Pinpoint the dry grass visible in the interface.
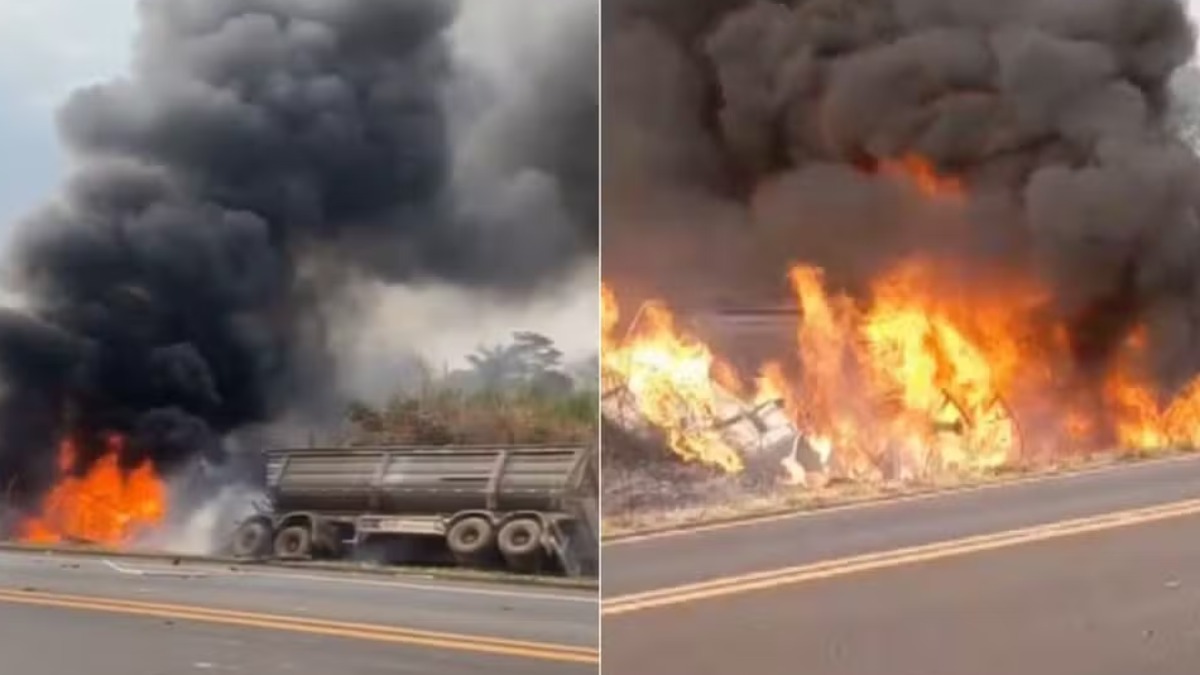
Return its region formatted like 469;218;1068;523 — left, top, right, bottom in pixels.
601;445;1198;539
342;386;597;446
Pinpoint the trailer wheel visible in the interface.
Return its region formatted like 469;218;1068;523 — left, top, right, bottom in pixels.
446;516;495;566
273;525;313;560
230;518;273;559
498;518;545;573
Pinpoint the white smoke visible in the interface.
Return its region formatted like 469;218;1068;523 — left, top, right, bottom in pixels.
140;482;264;556
328;0;599;404
329;262;599;404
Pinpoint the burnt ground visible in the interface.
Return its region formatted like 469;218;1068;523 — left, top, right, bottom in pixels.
601;421;792;530
599;419;1166;536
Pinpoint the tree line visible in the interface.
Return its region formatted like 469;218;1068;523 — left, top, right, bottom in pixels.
342;332;597;446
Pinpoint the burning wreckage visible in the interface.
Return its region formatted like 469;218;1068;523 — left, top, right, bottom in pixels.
1;440;600;578
601;0;1200;513
601;251;1200;500
601;307;827;488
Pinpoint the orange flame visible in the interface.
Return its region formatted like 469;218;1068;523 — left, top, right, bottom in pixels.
879;154;964;199
777;260;1035;477
1104;327;1200;450
603;253;1200;482
601;288;746;472
20;435;167;546
603;155;1200;483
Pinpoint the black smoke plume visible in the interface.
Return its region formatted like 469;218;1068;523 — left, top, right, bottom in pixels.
604;0;1200;391
0;0;596;506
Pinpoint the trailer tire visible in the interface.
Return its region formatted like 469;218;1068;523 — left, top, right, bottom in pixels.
230;518;272;559
273;525;313;560
498;518;544;573
446;516;495;566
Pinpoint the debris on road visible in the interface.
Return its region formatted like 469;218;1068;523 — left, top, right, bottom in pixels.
102;559;208;579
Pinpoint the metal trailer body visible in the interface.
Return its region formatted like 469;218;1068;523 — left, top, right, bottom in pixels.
229;444;598;577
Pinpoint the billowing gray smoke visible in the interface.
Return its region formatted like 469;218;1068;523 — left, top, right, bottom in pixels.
0;0;596;506
604;0;1200;390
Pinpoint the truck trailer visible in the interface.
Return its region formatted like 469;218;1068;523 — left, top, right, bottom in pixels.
227;443;598;577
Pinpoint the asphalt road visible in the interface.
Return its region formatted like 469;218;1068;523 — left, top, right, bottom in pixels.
0;550;597;674
603;454;1200;675
605;453;1200;595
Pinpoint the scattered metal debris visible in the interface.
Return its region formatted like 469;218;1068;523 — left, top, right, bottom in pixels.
103;559;208;579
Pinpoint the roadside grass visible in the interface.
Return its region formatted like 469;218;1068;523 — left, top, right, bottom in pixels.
602;445;1199;540
343;386;597;446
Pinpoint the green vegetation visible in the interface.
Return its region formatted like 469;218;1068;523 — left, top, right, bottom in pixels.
342;332;597;446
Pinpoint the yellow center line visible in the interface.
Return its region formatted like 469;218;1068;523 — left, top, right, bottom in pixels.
0;588;597;665
604;497;1200;616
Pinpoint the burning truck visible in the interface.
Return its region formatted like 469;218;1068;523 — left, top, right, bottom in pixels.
0;0;598;562
1;438;600;579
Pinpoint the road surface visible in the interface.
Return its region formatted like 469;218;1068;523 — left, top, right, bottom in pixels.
603;453;1200;675
0;550;597;674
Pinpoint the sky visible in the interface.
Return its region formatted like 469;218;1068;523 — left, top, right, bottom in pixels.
0;0;136;231
0;0;598;368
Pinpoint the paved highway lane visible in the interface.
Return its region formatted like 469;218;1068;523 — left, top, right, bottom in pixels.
0;551;597;674
603;454;1200;675
605;452;1200;596
604;511;1200;675
4;602;565;675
